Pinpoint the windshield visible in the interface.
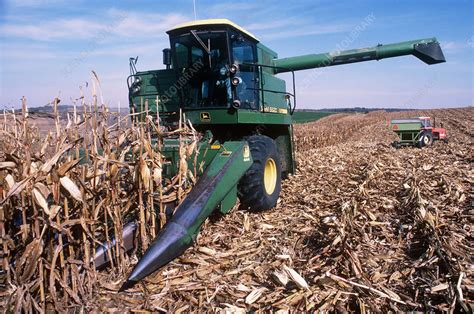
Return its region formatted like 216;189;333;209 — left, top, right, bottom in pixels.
171;31;231;108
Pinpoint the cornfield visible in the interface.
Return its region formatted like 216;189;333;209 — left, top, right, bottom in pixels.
1;79;472;313
0;75;199;312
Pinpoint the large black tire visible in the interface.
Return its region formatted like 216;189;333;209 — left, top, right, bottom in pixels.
418;132;433;148
238;135;282;212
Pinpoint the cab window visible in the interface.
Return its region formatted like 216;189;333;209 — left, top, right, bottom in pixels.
174;43;189;68
231;35;258;109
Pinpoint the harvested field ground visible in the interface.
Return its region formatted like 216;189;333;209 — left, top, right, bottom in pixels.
98;108;473;312
1;107;473;312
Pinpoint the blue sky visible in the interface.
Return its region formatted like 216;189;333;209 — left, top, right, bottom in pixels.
0;0;472;109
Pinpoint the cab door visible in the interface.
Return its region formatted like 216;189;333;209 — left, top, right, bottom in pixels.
231;35;259;110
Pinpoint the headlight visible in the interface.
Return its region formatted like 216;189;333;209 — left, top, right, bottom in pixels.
232;100;241;108
231;77;242;86
229;64;239;74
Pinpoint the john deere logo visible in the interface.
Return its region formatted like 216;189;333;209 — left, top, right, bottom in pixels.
200;112;211;122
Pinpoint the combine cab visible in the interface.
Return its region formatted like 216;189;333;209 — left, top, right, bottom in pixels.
390;117;447;148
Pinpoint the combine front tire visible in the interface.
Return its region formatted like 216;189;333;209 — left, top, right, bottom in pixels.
238;135;282;212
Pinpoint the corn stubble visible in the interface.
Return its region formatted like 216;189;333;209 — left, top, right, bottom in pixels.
1;95;473;312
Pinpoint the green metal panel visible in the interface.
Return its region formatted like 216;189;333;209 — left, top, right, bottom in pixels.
257;43;278;74
130;69;180;116
237;110;292;125
274;125;295;175
260;72;288;111
160;135;220;178
219;185;238;214
396;131;423;145
182;109;292;126
186;141;252;236
390;119;423;131
389;119;424;145
184;109;238;125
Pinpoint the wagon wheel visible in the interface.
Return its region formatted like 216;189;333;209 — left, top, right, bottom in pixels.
418;132;433;148
422;133;433;146
238;135;282;212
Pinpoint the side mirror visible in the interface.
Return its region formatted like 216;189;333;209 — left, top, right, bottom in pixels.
163;48;171;69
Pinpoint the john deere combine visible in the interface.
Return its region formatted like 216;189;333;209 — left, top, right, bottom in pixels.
116;19;445;290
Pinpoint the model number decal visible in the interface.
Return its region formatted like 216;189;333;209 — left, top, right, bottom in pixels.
263;106;288;114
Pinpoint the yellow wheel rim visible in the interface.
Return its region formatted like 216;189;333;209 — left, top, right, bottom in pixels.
264;158;277;195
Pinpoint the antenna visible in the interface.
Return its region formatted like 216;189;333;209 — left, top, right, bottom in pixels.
193;0;197;20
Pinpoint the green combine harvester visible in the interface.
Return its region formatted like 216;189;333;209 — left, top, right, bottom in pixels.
109;19;446;290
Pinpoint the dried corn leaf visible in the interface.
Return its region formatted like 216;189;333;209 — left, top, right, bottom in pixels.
283;265;309;290
245;288;266;305
0;161;16;169
59;176;83;202
32;188;50;215
4;174;15;189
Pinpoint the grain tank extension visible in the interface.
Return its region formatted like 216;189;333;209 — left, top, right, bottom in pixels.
108;19;446;290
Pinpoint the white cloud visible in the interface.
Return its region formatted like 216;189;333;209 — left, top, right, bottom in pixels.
440;41;470;54
0;10;189;41
88;42;168;58
261;23;352;41
106;9;188;38
0;43;58;59
1;18;106;41
244;18;308;32
6;0;70;8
